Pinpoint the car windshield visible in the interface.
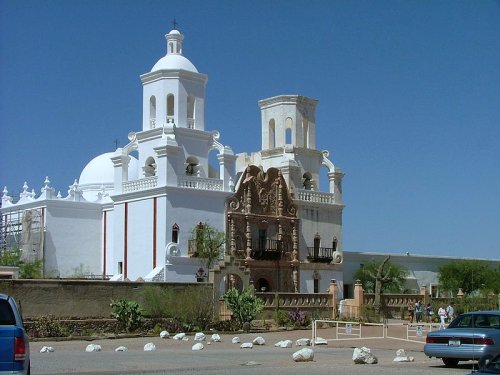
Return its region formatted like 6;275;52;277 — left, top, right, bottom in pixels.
0;300;16;325
449;313;500;329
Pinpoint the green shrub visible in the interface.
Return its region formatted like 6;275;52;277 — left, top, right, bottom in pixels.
223;287;264;329
360;304;381;323
110;299;144;332
274;310;290;326
142;285;214;331
29;315;69;338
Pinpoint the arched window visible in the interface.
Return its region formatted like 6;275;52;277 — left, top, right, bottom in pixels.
303;172;313;190
187;95;195;128
313;233;321;258
167;94;174;121
269;119;275;148
144;157;157;177
302;119;309;148
256;278;270;292
172;223;179;243
149;96;156;128
185;156;199;176
332;237;338;252
169;42;174;54
285;117;293;145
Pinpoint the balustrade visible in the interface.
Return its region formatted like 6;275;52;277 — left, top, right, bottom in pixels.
296;189;336;204
177;176;223;191
122;176;158;193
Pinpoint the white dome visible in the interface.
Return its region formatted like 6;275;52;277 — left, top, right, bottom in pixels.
151;54;198;73
79;152;139;186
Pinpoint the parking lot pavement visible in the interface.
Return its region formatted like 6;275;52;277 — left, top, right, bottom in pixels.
31;330;475;375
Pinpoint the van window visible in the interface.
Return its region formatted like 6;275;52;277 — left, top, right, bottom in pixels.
0;300;15;325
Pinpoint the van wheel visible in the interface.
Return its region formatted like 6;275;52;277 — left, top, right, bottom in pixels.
442;358;459;367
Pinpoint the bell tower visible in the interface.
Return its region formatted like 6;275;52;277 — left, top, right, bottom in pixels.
259;95;317;151
140;29;208;131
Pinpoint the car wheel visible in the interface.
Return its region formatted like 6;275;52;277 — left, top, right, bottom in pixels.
442;358;459;367
479;355;493;369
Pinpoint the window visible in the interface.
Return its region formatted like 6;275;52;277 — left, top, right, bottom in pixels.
187;95;195;128
332;237;337;251
144;157;157;177
167;94;175;118
314;279;319;293
313;234;320;258
0;300;15;325
285;117;293;144
118;262;123;275
269;119;275;148
185;156;199;176
172;223;179;243
149;96;156;128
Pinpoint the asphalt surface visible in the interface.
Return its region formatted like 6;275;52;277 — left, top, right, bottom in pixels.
31;329;480;375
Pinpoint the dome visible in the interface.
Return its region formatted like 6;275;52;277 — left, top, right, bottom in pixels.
151;54;198;73
79;152;139;186
150;29;198;73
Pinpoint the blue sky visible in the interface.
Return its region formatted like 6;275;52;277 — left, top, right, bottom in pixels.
1;0;499;260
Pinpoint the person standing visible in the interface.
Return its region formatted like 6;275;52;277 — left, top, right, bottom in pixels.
415;300;423;323
446;302;455;322
426;303;433;323
438;304;447;329
407;301;415;323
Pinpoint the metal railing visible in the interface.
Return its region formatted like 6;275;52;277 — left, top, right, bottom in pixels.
307;246;334;263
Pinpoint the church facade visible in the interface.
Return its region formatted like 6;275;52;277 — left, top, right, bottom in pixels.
1;29;344;294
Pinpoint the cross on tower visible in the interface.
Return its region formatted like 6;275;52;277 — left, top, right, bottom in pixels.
171;18;178;30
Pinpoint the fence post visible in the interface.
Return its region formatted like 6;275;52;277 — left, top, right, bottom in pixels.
328;279;338;319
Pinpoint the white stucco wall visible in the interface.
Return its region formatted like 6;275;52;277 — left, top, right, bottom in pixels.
44;202;102;277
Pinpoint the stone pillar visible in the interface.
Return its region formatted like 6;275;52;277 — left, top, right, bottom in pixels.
245;217;252;260
353;280;364;319
329;279;338;319
329;169;344;205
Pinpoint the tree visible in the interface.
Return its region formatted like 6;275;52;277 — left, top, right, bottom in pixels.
354;256;408;312
0;248;43;278
190;222;226;269
438;260;497;295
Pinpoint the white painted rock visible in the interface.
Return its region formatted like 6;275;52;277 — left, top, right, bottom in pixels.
192;343;204;351
253;336;265;345
144;343;156;351
115;346;128;352
211;333;221;342
232;337;241;344
85;344;102;352
396;349;406;357
182;337;189;341
275;340;293;348
194;332;206;341
314;337;328;345
296;338;311;346
160;330;170;339
293;348;315;362
352;347;378;364
40;346;55;353
240;342;253;349
173;332;186;340
394;356;415;362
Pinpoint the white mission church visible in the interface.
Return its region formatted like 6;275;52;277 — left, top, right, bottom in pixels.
1;28;345;294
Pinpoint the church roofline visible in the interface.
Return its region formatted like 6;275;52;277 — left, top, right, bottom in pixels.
140;69;208;85
258;95;318;109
